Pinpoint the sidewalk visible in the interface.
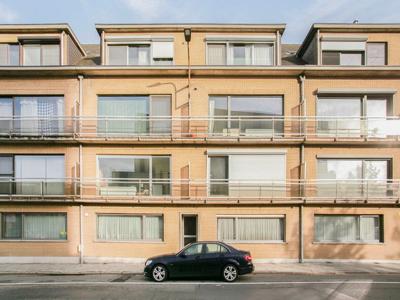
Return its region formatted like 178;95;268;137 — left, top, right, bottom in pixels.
1;262;400;275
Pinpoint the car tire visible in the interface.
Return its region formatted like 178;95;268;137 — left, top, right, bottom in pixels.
222;264;238;282
151;264;168;282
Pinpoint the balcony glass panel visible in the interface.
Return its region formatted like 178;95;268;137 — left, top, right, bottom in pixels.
366;98;387;137
97;156;170;196
14;155;64;195
317;97;361;137
0;98;12;135
150;96;171;135
98;96;149;136
209;156;229;196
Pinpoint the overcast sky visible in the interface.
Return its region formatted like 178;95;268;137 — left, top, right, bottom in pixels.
0;0;398;44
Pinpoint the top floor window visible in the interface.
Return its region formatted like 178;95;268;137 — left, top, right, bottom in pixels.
321;40;386;66
0;41;60;66
107;41;173;66
207;42;274;66
0;44;19;66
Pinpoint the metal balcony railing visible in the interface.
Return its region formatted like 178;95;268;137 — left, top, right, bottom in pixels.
0;178;399;202
1;116;400;140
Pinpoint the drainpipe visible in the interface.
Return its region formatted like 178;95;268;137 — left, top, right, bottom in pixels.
299;74;306;263
79;204;84;264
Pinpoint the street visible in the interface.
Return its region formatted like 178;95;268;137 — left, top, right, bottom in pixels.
0;274;400;299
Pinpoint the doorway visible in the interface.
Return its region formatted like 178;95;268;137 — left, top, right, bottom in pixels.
182;215;198;246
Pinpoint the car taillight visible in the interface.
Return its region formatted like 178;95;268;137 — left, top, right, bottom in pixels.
244;255;252;262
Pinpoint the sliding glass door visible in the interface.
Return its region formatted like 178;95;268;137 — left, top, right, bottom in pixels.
209;154;286;197
209;96;283;136
317;158;389;198
14;155;64;195
97;155;170;196
98;95;171;136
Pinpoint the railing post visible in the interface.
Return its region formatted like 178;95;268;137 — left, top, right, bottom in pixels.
105;119;108;139
41;181;44;196
335;181;338;199
335;119;338;138
272;118;275;139
238;117;241;136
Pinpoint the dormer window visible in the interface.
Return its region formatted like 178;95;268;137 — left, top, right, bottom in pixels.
321;38;386;66
0;44;19;66
23;43;60;66
106;39;174;66
207;40;274;66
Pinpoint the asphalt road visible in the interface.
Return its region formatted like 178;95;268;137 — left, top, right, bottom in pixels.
0;274;400;300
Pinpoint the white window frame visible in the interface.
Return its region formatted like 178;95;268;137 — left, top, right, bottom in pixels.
206;41;275;66
207;151;287;197
95;213;164;242
106;40;174;66
217;215;286;243
96;155;171;196
314;214;383;244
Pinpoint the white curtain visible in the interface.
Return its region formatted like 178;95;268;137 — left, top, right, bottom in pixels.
108;45;127;65
42;44;60;65
23;214;66;240
315;216;358;242
97;215;142;241
237;218;283;241
208;44;226;65
218;218;235;240
144;216;163;240
360;216;379;241
0;44;8;65
254;44;273;65
23;45;41;66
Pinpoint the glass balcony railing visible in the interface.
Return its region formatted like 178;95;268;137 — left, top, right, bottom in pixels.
0;178;398;202
1;116;400;140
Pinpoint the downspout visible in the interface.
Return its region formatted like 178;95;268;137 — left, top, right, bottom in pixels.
77;75;84;264
187;38;191;120
299;74;306;263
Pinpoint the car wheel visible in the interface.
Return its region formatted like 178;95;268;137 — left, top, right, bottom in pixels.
222;264;238;282
152;264;168;282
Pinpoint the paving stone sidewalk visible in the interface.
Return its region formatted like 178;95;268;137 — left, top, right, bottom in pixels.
1;262;400;275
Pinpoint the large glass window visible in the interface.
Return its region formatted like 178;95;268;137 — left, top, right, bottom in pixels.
0;213;67;240
107;42;173;65
209;96;283;136
317;158;389;197
23;43;60;66
0;96;64;136
317;95;391;137
97;95;171;136
218;216;285;242
96;214;163;241
14;155;65;195
315;215;382;243
209;154;286;197
0;44;20;66
97;155;170;196
0;156;13;194
207;42;274;66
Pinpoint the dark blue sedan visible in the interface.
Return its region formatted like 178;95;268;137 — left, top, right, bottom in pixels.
144;241;254;282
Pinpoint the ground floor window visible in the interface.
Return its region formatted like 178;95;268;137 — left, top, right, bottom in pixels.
314;215;383;243
217;216;285;242
96;214;163;241
0;212;67;240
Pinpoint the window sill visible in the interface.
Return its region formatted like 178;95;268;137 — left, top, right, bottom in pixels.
313;241;383;245
94;240;165;244
0;240;67;243
223;241;286;244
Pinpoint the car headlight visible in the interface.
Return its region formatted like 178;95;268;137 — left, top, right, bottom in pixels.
145;260;152;266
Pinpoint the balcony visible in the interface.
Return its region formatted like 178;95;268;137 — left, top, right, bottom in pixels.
0;178;398;204
1;116;400;143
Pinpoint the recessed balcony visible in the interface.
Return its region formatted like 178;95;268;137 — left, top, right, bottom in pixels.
0;178;398;204
1;116;400;143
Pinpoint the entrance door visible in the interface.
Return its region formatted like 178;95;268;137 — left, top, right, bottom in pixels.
182;215;197;246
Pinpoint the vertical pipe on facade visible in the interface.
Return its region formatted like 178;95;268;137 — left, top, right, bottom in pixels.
79;204;84;264
299;74;306;263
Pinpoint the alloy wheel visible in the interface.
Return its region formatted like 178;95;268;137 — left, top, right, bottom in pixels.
223;265;238;282
152;265;167;282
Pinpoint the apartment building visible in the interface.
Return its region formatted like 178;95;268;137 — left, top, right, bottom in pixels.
0;22;400;263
